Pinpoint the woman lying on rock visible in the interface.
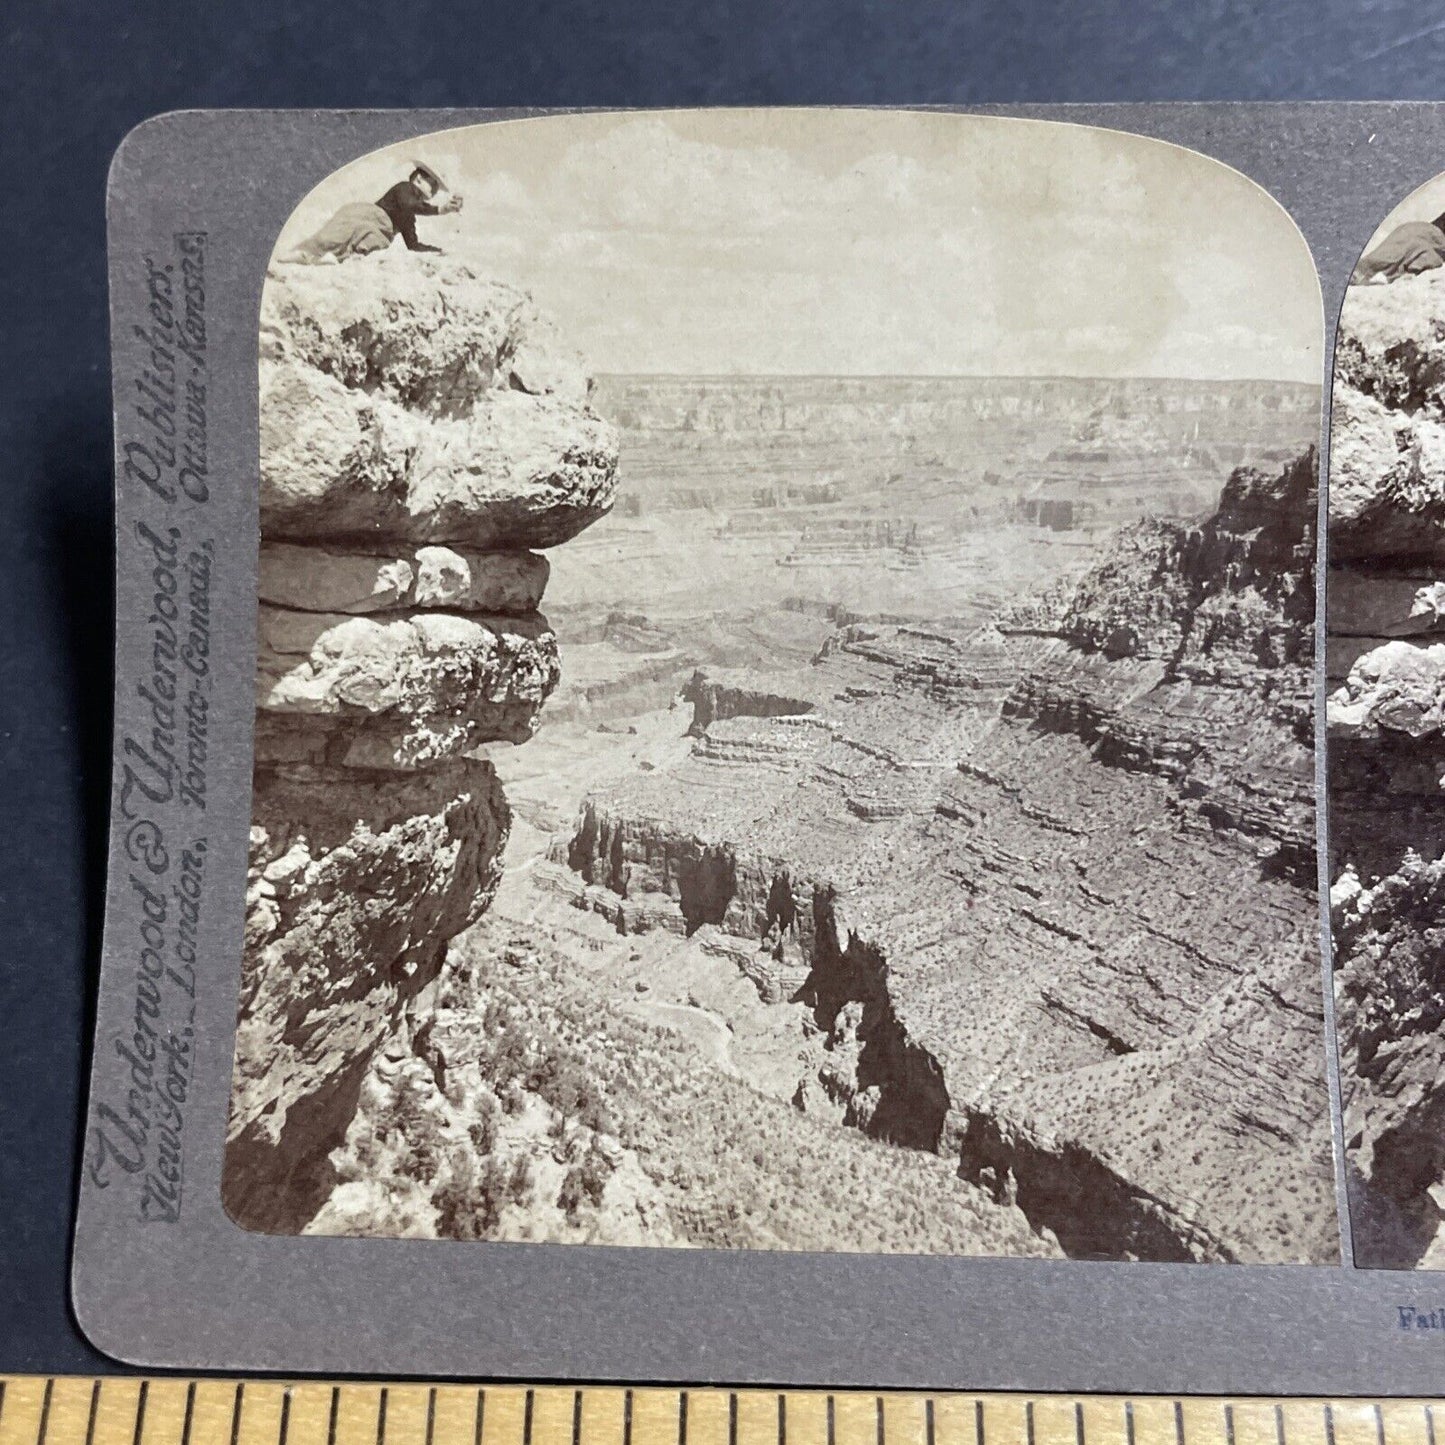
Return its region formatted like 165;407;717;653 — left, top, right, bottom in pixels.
283;161;463;264
1353;210;1445;283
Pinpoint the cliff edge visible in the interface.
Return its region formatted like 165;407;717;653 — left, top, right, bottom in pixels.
224;256;618;1232
1330;269;1445;1266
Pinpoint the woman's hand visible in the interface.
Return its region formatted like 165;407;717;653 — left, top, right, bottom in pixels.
441;193;464;215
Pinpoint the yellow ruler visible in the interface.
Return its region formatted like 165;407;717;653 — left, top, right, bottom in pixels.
0;1382;1439;1445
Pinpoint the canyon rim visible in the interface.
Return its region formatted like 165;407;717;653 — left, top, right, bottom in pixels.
227;109;1341;1264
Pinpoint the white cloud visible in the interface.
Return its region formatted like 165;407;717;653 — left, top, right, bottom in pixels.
278;109;1321;382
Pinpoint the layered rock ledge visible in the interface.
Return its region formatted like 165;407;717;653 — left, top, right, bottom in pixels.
259;543;550;616
224;256;617;1232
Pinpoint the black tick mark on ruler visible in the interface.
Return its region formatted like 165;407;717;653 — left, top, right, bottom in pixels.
37;1380;54;1445
85;1382;101;1445
131;1381;149;1445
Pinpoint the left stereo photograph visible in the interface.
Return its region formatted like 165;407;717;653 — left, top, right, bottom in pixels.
226;109;1334;1265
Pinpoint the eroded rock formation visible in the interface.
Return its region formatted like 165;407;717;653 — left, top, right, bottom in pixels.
680;668;824;736
564;450;1336;1263
224;256;617;1232
1330;270;1445;1266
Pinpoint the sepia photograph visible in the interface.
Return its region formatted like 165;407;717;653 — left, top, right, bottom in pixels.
224;108;1337;1264
1329;173;1445;1269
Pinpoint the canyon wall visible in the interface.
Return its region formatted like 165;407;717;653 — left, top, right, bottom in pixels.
1329;270;1445;1266
593;375;1320;437
566;450;1336;1263
582;376;1319;563
225;256;617;1232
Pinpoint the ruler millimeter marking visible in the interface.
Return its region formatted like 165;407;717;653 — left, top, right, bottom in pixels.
2;1383;1445;1445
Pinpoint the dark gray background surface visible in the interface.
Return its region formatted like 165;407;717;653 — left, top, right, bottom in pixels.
4;0;1445;1382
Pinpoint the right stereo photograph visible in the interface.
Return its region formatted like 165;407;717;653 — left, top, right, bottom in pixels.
1331;172;1445;1269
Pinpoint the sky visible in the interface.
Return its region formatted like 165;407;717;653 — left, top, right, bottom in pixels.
1358;171;1445;255
276;109;1323;383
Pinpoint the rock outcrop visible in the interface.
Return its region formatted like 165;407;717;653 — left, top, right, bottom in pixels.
564;450;1336;1263
1329;269;1445;1266
224;255;617;1232
680;667;824;736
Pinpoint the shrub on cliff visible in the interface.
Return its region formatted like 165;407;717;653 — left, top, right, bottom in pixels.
432;1154;508;1239
558;1146;614;1222
374;1070;444;1184
467;1093;500;1155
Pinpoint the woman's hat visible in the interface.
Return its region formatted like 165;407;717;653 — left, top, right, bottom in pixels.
411;160;446;191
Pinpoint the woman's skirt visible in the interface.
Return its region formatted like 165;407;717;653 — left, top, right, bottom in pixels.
290;202;396;263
